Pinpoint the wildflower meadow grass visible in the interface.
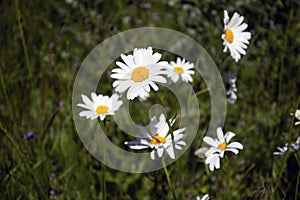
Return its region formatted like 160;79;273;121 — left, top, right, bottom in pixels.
1;0;300;199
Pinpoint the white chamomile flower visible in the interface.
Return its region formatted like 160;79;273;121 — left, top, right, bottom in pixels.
222;10;251;62
273;136;300;155
165;57;195;83
204;127;243;157
224;72;237;104
77;92;123;120
273;145;288;155
125;114;186;160
203;127;243;171
291;109;300;126
196;194;210;200
111;47;168;100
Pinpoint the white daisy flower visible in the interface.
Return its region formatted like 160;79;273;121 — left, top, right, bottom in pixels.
273;136;300;155
111;47;168;100
273;145;288;155
196;194;210;200
291;109;300;126
124;114;186;160
224;72;237;104
203;127;243;158
203;127;243;171
77;92;123;120
165;57;194;83
222;10;251;62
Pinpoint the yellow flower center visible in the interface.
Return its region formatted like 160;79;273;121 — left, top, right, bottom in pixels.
95;105;109;114
218;142;227;150
131;66;149;82
225;29;234;43
173;66;184;74
150;134;166;144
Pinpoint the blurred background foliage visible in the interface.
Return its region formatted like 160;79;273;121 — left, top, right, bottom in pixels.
0;0;300;199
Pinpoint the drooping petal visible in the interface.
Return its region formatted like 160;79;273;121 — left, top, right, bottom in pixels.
165;146;175;159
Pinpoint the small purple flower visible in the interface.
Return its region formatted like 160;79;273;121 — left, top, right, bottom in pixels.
210;175;217;182
190;11;197;18
76;35;83;44
124;15;132;22
240;159;246;165
58;101;65;109
186;193;193;199
175;181;180;186
268;20;274;26
239;120;246;127
194;174;201;180
152;12;160;21
49;42;55;49
211;9;217;16
49;189;55;196
140;2;151;9
136;19;143;25
50;172;56;178
24;131;37;140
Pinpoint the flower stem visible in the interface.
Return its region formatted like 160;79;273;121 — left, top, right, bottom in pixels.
278;8;293;104
224;156;232;200
162;158;177;200
294;153;300;200
14;0;33;86
195;88;209;97
273;100;299;197
99;119;107;200
174;160;186;200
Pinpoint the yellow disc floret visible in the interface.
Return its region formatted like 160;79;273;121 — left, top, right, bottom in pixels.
218;142;227;150
131;66;149;82
173;66;184;74
96;105;109;114
225;29;234;43
150;134;166;144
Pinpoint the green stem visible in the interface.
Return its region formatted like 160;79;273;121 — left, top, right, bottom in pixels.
162;158;177;200
224;156;232;200
0;122;47;199
273;100;299;197
167;122;185;200
294;154;300;200
0;65;14;122
14;0;32;85
174;160;186;200
278;8;293;103
195;88;209;97
99;119;107;200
